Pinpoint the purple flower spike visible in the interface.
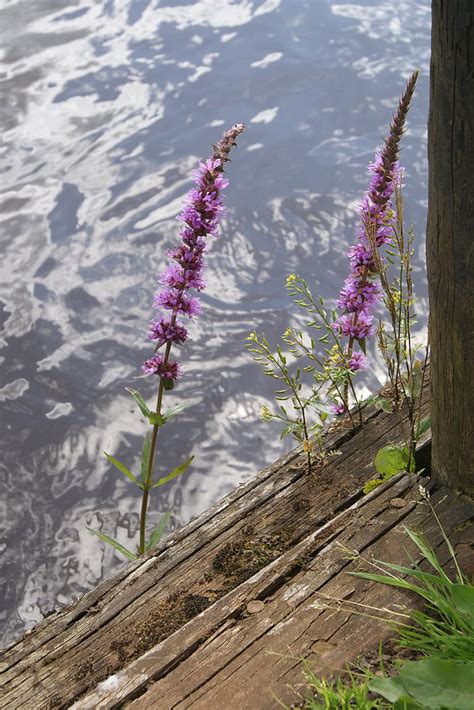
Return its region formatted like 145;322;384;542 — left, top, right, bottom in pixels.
348;351;368;372
142;354;182;381
143;123;245;383
330;72;418;407
148;319;188;347
333;313;375;340
337;277;380;313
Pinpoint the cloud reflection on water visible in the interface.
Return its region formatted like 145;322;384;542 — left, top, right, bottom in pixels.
0;0;430;645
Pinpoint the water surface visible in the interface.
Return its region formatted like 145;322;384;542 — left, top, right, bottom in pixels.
0;0;431;646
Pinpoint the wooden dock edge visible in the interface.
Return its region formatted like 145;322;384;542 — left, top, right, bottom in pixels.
1;381;472;708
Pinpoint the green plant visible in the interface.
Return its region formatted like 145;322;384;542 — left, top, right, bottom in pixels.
371;185;430;477
351;501;474;708
88;124;244;559
289;498;473;709
291;666;391;709
248;73;424;476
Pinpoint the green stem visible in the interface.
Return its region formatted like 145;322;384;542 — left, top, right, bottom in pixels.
138;338;172;555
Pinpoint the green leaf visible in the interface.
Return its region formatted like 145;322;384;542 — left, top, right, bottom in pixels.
363;478;384;494
378;397;393;413
140;434;151;482
280;422;300;439
374;445;410;478
350;571;426;598
87;528;136;560
126;387;152;419
104;453;140;487
416;416;431;439
451;584;474;629
162;397;201;423
126;388;169;426
369;675;411;704
152;455;194;488
358;338;367;355
399;658;474;709
145;510;172;551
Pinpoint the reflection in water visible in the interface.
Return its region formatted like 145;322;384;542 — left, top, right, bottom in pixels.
0;0;431;646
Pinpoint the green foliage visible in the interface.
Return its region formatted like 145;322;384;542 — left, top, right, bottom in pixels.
145;510;173;552
297;668;390;709
353;522;474;706
104;452;142;488
246;330;326;472
247;275;365;471
292;511;473;710
86;528;136;560
375;445;412;477
162;398;201;423
416;416;431;440
126;387;165;426
374;190;430;471
370;658;474;709
364;478;384;494
364;444;413;493
151;455;194;488
91;387;197;557
126;389;199;427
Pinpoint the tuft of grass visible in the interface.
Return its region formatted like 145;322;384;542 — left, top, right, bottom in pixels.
289;499;474;709
351;515;473;664
294;666;390;709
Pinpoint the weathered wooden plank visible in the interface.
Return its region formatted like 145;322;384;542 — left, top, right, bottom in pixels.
124;485;472;710
0;408;355;669
0;386;432;708
71;472;417;708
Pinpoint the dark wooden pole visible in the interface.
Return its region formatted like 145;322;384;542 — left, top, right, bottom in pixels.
426;0;474;496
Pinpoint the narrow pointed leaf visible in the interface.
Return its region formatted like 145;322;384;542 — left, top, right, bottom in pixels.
378;397;393;413
416;416;431;439
163;397;201;423
152;455;194;488
145;510;173;551
87;528;136;560
105;452;140;487
350;571;425;597
126;388;152;419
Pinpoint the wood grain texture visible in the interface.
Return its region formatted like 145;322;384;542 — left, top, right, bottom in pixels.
427;0;474;494
2;382;469;710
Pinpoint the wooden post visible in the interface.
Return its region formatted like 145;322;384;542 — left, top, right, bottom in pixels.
426;1;474;496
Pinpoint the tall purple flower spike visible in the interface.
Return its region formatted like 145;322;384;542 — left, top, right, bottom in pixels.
331;71;419;413
144;124;245;384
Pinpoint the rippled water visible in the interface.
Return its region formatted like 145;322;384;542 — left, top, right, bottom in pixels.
0;0;431;646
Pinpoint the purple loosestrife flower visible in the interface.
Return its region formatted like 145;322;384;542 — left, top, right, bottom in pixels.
143;123;245;385
143;354;182;381
148;319;188;348
337;277;381;313
330;71;418;411
348;351;368;372
333;312;375;340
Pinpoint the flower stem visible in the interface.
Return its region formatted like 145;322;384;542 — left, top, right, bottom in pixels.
138;339;171;555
